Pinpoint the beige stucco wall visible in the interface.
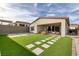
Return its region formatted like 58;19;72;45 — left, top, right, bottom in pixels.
30;19;68;37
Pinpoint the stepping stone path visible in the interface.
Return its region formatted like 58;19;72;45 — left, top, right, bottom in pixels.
56;39;58;40
35;41;41;45
32;48;44;55
26;44;35;49
25;36;60;55
41;40;46;42
51;40;55;41
41;44;50;48
45;37;53;40
47;41;54;45
51;40;56;42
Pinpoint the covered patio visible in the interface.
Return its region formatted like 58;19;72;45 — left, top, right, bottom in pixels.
30;17;69;37
37;23;61;35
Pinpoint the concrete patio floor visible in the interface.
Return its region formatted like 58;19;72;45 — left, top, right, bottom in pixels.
71;36;79;56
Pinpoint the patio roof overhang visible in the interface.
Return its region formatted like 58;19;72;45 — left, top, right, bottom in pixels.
37;22;61;26
31;16;70;26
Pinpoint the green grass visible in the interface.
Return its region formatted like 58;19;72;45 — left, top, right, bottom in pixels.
11;34;72;56
40;37;72;56
0;35;36;56
11;34;51;46
10;34;55;54
0;34;72;56
0;51;1;56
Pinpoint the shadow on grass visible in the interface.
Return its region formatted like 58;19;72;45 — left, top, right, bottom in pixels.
0;34;36;56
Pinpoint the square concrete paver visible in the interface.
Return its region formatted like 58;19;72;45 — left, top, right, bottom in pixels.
57;37;60;39
32;48;44;55
41;44;50;48
45;38;49;40
45;37;53;40
51;39;56;42
35;41;41;45
47;41;54;45
26;44;35;49
51;40;55;41
56;38;59;40
53;40;57;42
41;40;46;42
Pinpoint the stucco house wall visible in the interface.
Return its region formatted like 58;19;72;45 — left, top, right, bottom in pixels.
30;17;69;37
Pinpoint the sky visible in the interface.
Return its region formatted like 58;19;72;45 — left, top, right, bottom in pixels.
0;3;79;24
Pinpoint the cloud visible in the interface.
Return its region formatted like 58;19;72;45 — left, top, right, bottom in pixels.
68;15;78;21
46;14;56;16
0;3;79;24
0;3;38;22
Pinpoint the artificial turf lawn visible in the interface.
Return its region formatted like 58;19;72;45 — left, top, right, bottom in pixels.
40;37;72;56
11;34;72;56
0;35;36;56
0;34;51;56
11;34;54;54
0;34;72;56
11;34;51;46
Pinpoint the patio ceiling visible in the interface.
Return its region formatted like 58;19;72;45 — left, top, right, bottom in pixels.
37;22;61;26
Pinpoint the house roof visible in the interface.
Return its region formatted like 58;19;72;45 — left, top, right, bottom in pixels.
70;24;79;28
15;21;30;24
0;19;12;23
31;16;70;25
70;24;79;26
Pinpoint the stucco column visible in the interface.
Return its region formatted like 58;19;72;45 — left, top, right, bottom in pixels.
17;23;20;26
34;25;38;33
1;21;2;25
61;22;66;37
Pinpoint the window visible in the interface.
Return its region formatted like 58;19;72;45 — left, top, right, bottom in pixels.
19;24;25;26
31;26;34;31
52;26;54;31
55;26;60;32
47;26;51;31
